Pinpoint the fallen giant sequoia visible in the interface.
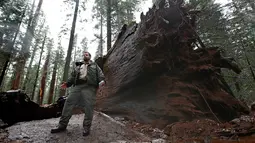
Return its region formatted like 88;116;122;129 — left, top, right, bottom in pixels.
96;1;249;127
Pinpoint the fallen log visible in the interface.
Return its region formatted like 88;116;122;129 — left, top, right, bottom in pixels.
95;1;249;128
0;90;64;127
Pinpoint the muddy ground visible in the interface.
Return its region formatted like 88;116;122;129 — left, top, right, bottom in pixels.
1;112;255;143
1;112;158;143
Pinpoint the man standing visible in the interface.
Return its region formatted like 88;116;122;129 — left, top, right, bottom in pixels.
51;51;105;136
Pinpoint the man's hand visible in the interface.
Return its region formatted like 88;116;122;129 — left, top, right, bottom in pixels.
99;80;105;87
61;82;67;89
97;81;105;93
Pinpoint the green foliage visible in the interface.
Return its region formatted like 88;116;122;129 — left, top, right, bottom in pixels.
189;0;255;103
188;0;231;48
0;0;28;53
92;0;143;58
224;0;255;103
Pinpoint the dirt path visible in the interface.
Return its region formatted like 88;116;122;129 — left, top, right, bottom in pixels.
5;112;155;143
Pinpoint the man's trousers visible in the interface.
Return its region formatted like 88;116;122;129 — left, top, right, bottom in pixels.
58;84;97;130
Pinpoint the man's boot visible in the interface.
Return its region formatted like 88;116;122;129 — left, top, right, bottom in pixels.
83;128;90;136
51;126;66;133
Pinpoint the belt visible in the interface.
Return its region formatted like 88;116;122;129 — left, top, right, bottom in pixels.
74;79;87;86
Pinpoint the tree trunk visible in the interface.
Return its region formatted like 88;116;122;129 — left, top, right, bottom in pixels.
0;32;3;48
48;52;58;104
59;0;79;97
96;3;249;128
0;58;11;91
38;49;50;105
106;0;111;51
100;4;103;57
73;34;78;62
0;4;27;87
31;33;46;101
126;3;132;24
115;1;121;32
53;71;59;103
22;39;40;91
22;20;45;91
11;0;42;89
0;53;9;88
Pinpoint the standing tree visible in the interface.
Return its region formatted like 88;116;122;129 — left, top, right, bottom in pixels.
92;0;104;59
38;38;53;105
188;0;231;48
222;0;255;102
60;0;80;97
22;19;45;91
31;30;47;101
0;1;28;87
11;0;44;89
80;37;88;52
48;50;60;104
93;0;143;53
52;42;65;102
106;0;111;51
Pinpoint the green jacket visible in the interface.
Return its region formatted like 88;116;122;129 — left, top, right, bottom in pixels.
66;61;105;88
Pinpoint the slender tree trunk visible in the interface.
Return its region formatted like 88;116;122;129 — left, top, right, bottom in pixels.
48;52;58;104
0;55;9;88
73;34;78;62
100;2;103;57
115;1;121;32
0;60;11;91
31;0;43;34
0;32;3;48
22;39;40;90
31;33;46;101
12;0;42;89
107;0;111;51
60;0;80;97
53;71;59;103
1;4;28;88
38;49;50;105
127;8;132;23
22;20;45;90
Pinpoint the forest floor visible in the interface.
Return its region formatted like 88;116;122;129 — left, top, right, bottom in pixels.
122;115;255;143
0;112;152;143
1;112;255;143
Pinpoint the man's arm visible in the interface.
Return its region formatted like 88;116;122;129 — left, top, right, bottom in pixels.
96;64;105;85
66;68;76;87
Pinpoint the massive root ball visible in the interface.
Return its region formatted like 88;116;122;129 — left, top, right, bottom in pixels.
95;1;249;128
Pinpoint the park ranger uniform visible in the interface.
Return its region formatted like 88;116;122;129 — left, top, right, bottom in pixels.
53;60;105;135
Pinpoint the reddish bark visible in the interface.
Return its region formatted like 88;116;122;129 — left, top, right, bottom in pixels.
11;60;25;89
31;33;46;101
39;52;50;105
48;53;58;104
11;0;43;89
95;1;249;128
